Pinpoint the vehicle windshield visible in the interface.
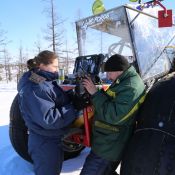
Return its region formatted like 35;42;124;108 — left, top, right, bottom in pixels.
126;5;175;81
76;6;133;58
76;5;175;81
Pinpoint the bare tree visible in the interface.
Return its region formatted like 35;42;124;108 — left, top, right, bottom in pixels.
3;49;12;82
60;9;83;73
0;27;7;51
16;44;28;81
34;35;42;53
0;24;9;66
0;63;3;81
43;0;65;55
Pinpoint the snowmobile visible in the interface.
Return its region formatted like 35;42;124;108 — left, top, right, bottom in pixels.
9;2;175;166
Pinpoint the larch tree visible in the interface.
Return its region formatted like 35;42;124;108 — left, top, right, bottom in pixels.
43;0;65;58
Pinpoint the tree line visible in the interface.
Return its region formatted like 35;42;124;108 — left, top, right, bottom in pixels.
0;0;81;82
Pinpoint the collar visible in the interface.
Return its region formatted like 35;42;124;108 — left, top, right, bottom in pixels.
33;68;59;81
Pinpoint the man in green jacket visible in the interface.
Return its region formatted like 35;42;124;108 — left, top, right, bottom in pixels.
80;54;146;175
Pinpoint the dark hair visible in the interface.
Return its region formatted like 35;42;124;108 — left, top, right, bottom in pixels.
27;59;37;70
27;50;58;70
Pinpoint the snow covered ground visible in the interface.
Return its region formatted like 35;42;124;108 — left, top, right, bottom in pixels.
0;81;120;175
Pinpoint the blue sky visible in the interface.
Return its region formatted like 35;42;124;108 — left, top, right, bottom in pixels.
0;0;174;59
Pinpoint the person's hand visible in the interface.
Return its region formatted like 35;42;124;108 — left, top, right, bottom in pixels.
82;76;97;95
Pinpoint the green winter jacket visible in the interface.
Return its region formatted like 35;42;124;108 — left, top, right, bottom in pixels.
91;66;146;161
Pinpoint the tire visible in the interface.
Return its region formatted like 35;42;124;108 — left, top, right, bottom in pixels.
9;94;85;163
120;78;175;175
